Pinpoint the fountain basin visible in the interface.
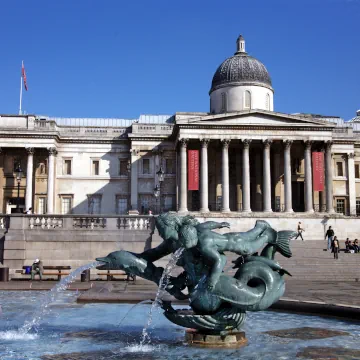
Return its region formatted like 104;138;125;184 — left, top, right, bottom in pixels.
0;290;360;360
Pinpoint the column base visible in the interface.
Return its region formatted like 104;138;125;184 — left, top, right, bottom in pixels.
263;209;273;213
200;208;210;213
221;208;231;213
305;209;314;213
178;208;188;214
242;209;252;213
128;209;139;216
284;209;294;213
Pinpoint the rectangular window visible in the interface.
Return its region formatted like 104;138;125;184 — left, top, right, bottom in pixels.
88;196;101;214
61;197;72;214
355;164;360;179
92;160;100;175
116;196;128;214
142;159;150;174
356;200;360;216
13;159;21;172
63;159;72;175
165;158;175;174
336;198;345;215
119;159;128;176
38;197;47;214
139;194;152;214
336;162;344;177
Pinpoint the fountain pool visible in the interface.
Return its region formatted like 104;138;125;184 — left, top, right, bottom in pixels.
0;291;360;360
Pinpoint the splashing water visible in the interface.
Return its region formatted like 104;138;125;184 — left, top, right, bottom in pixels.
0;261;102;339
117;299;152;328
139;247;184;347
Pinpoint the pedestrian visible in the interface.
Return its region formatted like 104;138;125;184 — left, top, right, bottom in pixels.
295;221;305;241
31;258;43;281
353;239;359;253
325;226;334;250
24;207;32;214
332;236;339;259
345;238;351;253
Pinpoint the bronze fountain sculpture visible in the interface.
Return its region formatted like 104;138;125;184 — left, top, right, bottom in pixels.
96;213;296;347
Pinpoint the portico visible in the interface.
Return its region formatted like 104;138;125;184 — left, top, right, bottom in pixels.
175;110;341;214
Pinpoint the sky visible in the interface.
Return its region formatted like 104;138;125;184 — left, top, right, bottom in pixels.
0;0;359;120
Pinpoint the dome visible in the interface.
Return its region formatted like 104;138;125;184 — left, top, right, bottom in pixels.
210;36;272;94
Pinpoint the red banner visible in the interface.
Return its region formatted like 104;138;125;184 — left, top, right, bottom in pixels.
188;150;199;190
312;152;324;191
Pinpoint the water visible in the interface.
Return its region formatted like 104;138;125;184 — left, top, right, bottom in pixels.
0;291;360;360
0;261;101;338
140;247;184;346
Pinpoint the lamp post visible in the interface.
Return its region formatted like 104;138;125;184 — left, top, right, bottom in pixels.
15;165;23;213
153;166;165;213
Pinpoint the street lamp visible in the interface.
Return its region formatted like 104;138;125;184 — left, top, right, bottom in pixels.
156;166;165;183
15;165;23;213
153;184;160;214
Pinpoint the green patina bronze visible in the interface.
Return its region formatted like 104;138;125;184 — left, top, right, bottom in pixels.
96;213;296;334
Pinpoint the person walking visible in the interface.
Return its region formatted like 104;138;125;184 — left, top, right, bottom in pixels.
353;239;359;253
332;236;339;259
31;259;43;281
325;226;334;251
295;221;305;241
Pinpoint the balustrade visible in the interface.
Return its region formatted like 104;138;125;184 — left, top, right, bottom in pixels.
117;216;151;230
29;216;63;229
72;217;107;229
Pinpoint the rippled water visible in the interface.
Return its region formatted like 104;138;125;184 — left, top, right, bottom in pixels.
0;291;359;360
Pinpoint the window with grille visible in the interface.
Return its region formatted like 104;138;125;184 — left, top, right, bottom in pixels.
63;159;72;175
13;159;21;172
38;197;47;214
165;159;175;174
244;91;251;109
336;162;344;177
356;200;360;216
88;195;101;214
92;160;99;175
119;159;128;176
116;197;128;214
355;164;360;179
61;197;72;214
142;159;150;174
336;199;345;214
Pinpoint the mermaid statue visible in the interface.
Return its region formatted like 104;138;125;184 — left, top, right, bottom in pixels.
96;213;296;334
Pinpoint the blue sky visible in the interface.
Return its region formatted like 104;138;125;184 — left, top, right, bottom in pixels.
0;0;359;120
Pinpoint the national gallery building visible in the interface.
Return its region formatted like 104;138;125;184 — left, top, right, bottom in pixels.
1;36;360;218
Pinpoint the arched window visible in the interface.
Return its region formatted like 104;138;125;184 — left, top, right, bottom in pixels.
266;93;270;110
221;92;227;112
244;90;251;109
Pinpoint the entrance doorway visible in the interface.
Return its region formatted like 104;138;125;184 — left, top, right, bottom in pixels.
190;191;200;211
6;198;25;214
292;182;304;212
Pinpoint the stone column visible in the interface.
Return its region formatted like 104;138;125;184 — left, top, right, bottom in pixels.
25;147;35;212
325;141;335;213
242;139;251;212
262;139;272;212
179;138;188;212
255;151;262;211
221;139;231;212
347;153;356;215
47;147;57;214
236;150;242;211
304;140;314;212
200;139;210;213
283;140;293;213
129;148;139;214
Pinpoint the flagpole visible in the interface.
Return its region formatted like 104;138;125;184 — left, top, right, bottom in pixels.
19;61;23;115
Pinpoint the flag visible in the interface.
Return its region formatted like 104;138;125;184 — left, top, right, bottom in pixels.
22;61;28;91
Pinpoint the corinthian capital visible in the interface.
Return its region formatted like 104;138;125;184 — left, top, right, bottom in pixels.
200;138;210;148
221;139;231;149
347;152;355;159
242;139;252;149
179;138;189;148
26;147;35;155
325;141;333;151
263;139;272;149
304;140;313;150
47;147;57;156
283;140;293;150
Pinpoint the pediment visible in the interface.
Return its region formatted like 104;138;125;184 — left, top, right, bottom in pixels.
175;110;335;128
